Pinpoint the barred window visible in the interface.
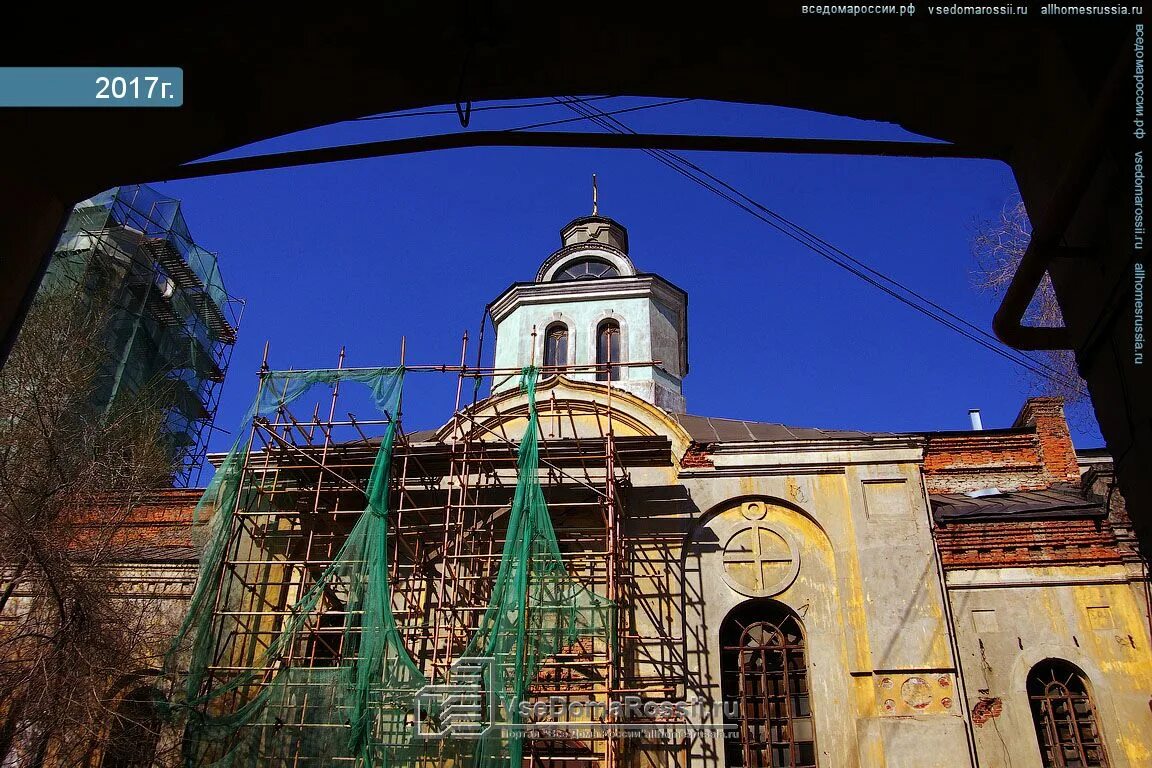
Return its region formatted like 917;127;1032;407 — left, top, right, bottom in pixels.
1028;660;1109;768
596;320;620;382
721;600;817;768
543;323;568;368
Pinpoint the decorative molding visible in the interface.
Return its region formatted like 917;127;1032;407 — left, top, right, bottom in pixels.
489;274;687;324
535;242;635;282
434;373;695;458
680;465;848;479
719;508;801;598
708;433;924;452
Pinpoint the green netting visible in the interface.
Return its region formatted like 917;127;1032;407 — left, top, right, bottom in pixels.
163;366;614;767
449;367;614;767
163;367;420;766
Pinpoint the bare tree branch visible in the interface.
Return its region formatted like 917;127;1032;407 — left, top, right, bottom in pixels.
971;197;1094;431
0;288;181;768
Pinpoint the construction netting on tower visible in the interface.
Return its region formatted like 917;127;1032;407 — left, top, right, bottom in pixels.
162;365;614;767
42;184;240;486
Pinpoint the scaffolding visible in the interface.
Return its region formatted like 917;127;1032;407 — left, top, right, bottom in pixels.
168;337;683;767
41;184;242;486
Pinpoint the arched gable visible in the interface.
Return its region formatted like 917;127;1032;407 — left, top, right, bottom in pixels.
435;374;693;459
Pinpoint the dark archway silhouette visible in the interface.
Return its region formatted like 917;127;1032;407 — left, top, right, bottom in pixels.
1;13;1144;548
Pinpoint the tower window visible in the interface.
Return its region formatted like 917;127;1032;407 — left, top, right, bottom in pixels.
596;320;621;381
721;600;817;768
556;258;619;281
543;323;569;368
1028;660;1109;767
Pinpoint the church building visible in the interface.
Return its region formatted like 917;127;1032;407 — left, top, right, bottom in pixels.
78;206;1151;768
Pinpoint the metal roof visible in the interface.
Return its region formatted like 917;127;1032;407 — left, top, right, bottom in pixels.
670;413;876;443
931;485;1102;522
105;545;201;563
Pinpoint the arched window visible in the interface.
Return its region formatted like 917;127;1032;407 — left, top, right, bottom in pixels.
101;686;162;768
721;600;817;768
596;320;621;382
543;323;569;368
555;258;619;281
1028;660;1109;768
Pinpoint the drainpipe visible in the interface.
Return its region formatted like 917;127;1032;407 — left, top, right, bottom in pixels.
919;462;983;768
992;34;1130;352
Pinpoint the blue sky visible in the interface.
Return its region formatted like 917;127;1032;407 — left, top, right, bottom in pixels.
148;97;1103;454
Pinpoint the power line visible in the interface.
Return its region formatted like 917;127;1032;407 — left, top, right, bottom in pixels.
353;95;619;122
547;95;1086;395
561;95;1083;392
509;98;695;131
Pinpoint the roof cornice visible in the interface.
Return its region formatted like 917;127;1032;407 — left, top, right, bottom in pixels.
490;273;687;323
708;434;927;454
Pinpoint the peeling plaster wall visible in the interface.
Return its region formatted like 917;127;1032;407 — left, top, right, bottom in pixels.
479;382;977;766
946;567;1152;768
927;397;1152;767
671;443;971;768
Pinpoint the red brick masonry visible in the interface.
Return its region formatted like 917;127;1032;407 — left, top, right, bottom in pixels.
67;488;205;560
971;697;1003;726
927;397;1128;570
924;432;1049;494
924;398;1082;495
935;517;1122;569
1012;397;1081;484
681;443;715;468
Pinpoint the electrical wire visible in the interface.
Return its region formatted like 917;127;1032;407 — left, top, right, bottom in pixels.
545;95;1087;396
353;95;619;122
508;98;695;132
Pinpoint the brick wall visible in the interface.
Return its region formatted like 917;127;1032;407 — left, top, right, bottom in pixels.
971;697;1003;726
923;432;1048;494
935;517;1123;569
67;488;205;557
1082;463;1143;563
681;443;714;468
1013;397;1080;484
924;397;1079;494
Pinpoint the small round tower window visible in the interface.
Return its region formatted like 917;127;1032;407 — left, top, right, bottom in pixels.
555;259;619;281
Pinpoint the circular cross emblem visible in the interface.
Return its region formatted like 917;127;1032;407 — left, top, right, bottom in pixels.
721;518;799;597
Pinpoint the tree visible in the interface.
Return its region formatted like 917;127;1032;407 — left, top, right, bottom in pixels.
0;288;177;767
971;197;1094;429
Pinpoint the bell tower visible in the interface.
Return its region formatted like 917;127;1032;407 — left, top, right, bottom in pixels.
489;190;688;413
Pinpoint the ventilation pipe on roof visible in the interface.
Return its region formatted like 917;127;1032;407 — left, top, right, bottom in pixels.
968;409;983;431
